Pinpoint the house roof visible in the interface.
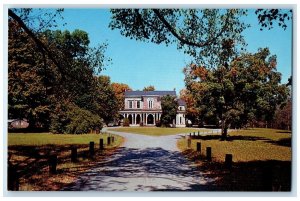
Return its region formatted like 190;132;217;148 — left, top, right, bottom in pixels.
177;99;187;106
8;119;28;123
124;90;177;97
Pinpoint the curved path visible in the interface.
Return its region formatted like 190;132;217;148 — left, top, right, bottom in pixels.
64;128;218;191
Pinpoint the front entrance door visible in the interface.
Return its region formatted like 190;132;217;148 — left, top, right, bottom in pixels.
147;114;154;125
136;114;141;124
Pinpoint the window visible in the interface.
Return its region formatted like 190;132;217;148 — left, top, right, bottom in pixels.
180;117;182;124
148;100;153;109
137;101;140;108
129;101;133;108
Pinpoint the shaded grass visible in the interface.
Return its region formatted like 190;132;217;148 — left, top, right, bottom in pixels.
177;128;292;162
108;127;212;136
177;128;292;191
7;132;124;191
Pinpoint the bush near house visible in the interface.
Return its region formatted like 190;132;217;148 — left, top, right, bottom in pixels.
123;118;130;127
155;120;161;127
50;104;103;134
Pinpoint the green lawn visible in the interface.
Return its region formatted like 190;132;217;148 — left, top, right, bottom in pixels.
108;127;212;136
177;128;292;162
8;133;122;147
8;132;123;191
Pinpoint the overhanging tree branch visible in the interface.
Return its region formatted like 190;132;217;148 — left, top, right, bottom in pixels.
8;9;63;73
152;9;229;48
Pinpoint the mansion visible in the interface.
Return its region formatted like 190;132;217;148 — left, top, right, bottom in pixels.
119;90;186;127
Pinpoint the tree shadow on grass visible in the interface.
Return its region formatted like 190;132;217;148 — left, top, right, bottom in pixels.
265;138;292;147
208;160;291;191
276;131;292;134
226;135;268;142
190;135;268;142
180;150;292;191
7;144;114;191
191;135;221;140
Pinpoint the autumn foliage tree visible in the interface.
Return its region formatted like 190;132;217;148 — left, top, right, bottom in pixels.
111;83;132;110
184;48;288;140
179;89;198;125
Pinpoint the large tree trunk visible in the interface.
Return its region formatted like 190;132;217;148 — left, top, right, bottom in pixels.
221;127;228;140
221;119;228;140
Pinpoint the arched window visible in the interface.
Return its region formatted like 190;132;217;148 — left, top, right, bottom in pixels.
148;98;153;109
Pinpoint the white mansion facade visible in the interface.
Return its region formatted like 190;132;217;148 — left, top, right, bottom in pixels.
119;90;186;127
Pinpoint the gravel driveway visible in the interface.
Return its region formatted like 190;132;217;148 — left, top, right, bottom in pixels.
63;128;216;191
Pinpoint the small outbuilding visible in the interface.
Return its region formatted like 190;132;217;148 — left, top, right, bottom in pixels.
8;119;29;129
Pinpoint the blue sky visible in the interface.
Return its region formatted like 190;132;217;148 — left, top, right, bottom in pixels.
53;8;292;93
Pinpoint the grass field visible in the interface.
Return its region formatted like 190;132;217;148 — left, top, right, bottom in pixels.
8;132;124;191
177;128;292;191
8;133;122;146
108;127;212;136
177;128;291;162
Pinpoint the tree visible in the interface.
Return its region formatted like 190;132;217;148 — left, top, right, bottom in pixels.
8;9;65;76
111;82;132;110
49;102;103;134
109;9;248;68
179;89;199;125
184;48;288;140
255;9;292;31
8;9;112;133
272;98;292;130
8;20;55;129
143;85;155;91
160;95;178;127
96;76;119;125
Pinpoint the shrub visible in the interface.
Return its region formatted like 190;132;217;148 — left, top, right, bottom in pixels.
123;118;130;127
140;122;144;127
50;103;103;134
155;120;161;127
